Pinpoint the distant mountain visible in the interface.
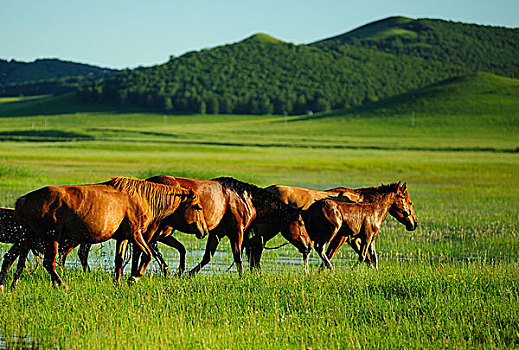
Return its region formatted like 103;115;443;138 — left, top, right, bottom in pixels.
312;16;519;79
0;58;118;96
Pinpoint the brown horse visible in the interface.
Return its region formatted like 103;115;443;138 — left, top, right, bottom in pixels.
246;183;413;269
131;176;311;275
11;177;208;288
244;184;349;268
303;182;418;269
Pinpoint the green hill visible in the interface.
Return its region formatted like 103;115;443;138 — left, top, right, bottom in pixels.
0;58;118;97
79;32;466;114
341;72;519;118
313;17;519;79
3;17;517;115
77;17;517;115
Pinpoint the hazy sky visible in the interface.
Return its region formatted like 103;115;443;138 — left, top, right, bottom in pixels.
1;0;517;69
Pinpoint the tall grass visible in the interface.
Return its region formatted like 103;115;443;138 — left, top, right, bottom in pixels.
0;263;517;349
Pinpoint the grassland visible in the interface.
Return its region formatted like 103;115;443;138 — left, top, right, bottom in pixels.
0;77;518;348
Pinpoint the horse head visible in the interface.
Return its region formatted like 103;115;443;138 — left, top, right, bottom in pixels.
282;207;313;255
180;189;209;239
389;182;418;231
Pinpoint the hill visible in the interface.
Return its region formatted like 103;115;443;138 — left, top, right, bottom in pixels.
3;17;517;115
0;58;118;97
342;72;519;118
79;32;467;115
77;17;517;115
312;16;519;79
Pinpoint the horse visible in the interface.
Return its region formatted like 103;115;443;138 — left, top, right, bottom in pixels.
8;177;208;288
244;184;349;268
130;176;311;275
303;182;418;269
246;183;412;269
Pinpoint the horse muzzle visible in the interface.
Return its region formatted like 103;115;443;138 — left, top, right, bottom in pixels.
197;228;209;239
406;220;418;231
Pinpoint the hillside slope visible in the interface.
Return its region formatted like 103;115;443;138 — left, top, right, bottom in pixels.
342;72;519;118
313;17;519;79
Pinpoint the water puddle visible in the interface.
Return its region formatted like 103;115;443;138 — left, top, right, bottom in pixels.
0;332;51;350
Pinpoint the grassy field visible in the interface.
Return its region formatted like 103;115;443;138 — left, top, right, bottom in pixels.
0;80;518;348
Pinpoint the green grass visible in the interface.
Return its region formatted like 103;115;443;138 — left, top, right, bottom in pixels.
0;263;517;349
0;83;518;348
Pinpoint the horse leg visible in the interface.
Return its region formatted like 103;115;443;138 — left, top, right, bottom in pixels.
320;235;347;271
114;239;128;285
158;236;187;276
314;242;334;270
78;244;91;272
245;225;268;271
57;242;76;269
10;246;30;291
131;243;141;277
42;240;66;288
367;239;378;270
135;240;169;277
128;231;154;285
356;232;375;267
229;232;244;276
0;242;24;293
246;237;264;271
189;231;221;275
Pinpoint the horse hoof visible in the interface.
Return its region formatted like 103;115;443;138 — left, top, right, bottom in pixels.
127;276;139;286
0;285;4;294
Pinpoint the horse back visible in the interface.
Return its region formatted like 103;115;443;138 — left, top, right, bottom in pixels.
16;185;132;242
266;184;350;209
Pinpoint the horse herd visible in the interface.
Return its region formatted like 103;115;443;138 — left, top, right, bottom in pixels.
0;175;418;292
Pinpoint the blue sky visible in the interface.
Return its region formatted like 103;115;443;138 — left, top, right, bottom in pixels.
1;0;517;69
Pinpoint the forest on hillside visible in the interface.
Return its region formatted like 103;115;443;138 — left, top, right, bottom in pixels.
78;36;467;114
0;59;117;97
314;18;519;79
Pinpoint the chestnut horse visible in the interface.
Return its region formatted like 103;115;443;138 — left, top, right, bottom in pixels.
10;177;208;288
303;182;418;269
130;176;311;275
246;183;412;269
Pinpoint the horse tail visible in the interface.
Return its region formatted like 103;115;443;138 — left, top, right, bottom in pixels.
14;196;27;227
264;242;290;250
300;207;309;225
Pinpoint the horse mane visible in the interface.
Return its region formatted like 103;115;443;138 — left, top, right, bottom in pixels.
213;177;299;217
106;177;193;218
326;186;353;192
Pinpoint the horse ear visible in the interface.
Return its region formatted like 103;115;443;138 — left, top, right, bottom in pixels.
402;182;407;191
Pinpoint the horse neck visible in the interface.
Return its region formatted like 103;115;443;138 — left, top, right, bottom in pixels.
366;191;396;225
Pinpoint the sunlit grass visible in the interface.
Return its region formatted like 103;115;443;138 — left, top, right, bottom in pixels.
0;263;517;349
